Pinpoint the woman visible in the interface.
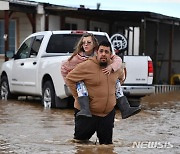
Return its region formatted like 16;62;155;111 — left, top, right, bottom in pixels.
61;33;120;80
61;33;140;119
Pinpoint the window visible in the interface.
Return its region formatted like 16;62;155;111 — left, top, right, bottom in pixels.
46;34;81;53
15;37;34;59
46;34;109;54
94;27;102;32
0;20;16;54
9;20;16;52
65;23;77;30
95;35;109;43
30;35;44;57
0;20;4;54
15;35;44;59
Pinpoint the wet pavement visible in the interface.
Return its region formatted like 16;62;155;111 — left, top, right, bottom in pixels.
0;91;180;154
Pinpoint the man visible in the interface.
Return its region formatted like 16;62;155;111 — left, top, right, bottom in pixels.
66;41;123;144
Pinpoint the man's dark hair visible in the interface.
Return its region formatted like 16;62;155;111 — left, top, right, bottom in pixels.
98;41;112;53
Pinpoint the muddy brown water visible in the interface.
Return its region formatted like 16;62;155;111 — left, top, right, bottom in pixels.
0;91;180;154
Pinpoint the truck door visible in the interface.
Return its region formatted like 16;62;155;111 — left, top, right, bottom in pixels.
11;35;43;94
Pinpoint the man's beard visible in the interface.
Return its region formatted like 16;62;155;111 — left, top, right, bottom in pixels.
99;62;108;67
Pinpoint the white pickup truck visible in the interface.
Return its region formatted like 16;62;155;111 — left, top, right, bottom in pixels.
0;30;155;108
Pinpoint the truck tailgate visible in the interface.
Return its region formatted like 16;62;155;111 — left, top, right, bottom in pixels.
124;56;149;84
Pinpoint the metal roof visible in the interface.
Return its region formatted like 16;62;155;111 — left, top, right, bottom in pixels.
5;0;180;25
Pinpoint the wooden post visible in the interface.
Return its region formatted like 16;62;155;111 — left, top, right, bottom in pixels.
26;13;36;33
140;18;146;55
45;14;49;31
4;10;9;61
154;22;159;84
60;15;65;30
86;19;90;31
168;23;174;84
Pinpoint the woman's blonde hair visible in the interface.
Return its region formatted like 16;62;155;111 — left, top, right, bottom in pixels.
68;33;99;61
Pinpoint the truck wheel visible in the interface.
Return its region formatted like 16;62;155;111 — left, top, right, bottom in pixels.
42;81;56;108
0;76;17;100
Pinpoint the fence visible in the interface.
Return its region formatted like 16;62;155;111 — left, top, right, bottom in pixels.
155;85;180;94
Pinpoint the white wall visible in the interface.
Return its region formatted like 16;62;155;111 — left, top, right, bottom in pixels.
49;15;60;30
65;17;86;30
36;14;45;32
0;1;9;10
9;12;32;49
125;27;140;55
17;13;32;44
90;21;109;33
134;27;140;55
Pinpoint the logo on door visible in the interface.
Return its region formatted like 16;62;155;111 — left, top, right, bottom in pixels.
110;33;128;54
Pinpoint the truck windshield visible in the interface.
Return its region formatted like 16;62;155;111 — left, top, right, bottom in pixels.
46;34;108;53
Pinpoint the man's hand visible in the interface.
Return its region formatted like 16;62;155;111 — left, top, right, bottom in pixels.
102;65;113;75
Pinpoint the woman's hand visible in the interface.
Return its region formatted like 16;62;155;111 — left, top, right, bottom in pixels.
102;65;113;75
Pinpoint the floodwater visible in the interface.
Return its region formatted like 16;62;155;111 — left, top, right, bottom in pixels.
0;92;180;154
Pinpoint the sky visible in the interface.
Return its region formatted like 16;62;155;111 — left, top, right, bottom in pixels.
31;0;180;18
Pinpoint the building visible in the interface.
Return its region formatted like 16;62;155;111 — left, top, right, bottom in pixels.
0;0;180;84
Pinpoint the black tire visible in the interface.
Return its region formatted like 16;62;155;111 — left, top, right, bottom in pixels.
0;76;17;99
42;80;56;108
